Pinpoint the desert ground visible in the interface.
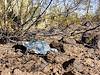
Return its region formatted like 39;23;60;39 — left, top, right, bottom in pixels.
0;24;100;75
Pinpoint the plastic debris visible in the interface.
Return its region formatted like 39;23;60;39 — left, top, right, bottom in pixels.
22;39;58;55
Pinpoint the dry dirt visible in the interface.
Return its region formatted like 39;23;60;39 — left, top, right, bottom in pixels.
0;37;100;75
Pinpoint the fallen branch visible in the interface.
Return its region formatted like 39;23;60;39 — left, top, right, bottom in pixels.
71;23;100;36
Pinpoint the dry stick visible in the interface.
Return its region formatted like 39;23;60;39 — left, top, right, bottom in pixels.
20;0;53;37
40;23;100;41
71;23;100;36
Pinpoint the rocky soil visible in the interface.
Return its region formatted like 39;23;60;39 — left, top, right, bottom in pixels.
0;23;100;75
0;39;100;75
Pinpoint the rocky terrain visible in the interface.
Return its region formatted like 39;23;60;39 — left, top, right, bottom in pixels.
0;40;100;75
0;24;100;75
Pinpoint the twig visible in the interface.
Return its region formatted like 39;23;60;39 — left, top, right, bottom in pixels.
71;23;100;36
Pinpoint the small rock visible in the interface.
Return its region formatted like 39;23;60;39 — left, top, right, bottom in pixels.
85;58;94;67
62;58;75;70
49;41;65;53
12;44;27;54
0;36;8;44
